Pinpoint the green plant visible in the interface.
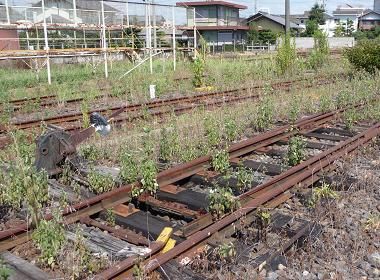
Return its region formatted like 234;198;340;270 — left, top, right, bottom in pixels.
105;208;116;226
216;242;236;260
192;57;205;87
132;159;158;198
224;117;239;142
0;133;49;226
208;185;239;218
344;40;380;73
234;165;254;193
343;109;359;131
308;30;329;70
118;151;139;183
287;136;306;166
87;169;115;194
255;95;274;131
211;149;230;173
257;210;271;226
309;182;338;207
276;35;297;75
319;93;333;112
132;257;145;280
0;259;11;280
159;125;180;162
79;145;101;162
32;211;66;267
288;95;301;124
204;116;221;147
364;213;380;231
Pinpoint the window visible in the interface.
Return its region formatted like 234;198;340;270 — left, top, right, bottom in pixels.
334;19;340;23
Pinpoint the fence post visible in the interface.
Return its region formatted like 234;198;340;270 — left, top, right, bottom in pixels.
41;0;51;84
172;6;176;71
5;0;10;25
101;0;108;78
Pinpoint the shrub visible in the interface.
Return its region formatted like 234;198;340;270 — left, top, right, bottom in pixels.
32;213;66;267
308;30;329;70
344;40;380;73
287;136;306;166
118;151;139;183
159;125;180;162
255;95;274;131
132;159;158;198
208;185;239;218
211;149;230;174
87;170;115;194
192;57;205;87
276;35;297;75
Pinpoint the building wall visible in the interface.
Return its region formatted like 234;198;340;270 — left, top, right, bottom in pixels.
191;5;240;26
290;37;355;49
250;17;284;32
0;29;20;50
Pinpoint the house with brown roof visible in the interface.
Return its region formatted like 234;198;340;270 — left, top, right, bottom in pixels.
176;1;248;46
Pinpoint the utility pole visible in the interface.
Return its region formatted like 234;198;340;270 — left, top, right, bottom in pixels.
285;0;290;34
254;0;257;14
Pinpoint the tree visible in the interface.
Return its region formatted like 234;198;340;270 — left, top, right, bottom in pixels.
303;19;319;36
334;22;345;37
247;23;277;45
248;23;260;44
345;19;355;36
309;3;326;25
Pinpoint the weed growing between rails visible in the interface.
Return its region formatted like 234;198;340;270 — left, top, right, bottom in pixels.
72;72;380;169
276;35;297;76
307;31;329;70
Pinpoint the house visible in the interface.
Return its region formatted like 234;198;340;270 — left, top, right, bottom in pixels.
332;4;366;32
358;9;380;30
176;1;249;46
290;12;335;37
246;12;302;33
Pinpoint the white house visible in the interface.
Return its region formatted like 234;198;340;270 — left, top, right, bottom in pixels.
290;12;336;37
332;4;366;32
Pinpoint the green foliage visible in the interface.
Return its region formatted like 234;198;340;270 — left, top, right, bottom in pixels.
211;149;230;174
319;93;333;112
32;212;66;268
344;40;380;73
80;101;90;128
276;35;297;75
288;95;301;124
303;19;319;37
0;133;48;225
204;116;221;147
257;210;271;226
105;208;116;226
334;22;345;37
132;159;158;198
192;57;205;88
118;151;139;183
224;117;239;142
343;109;359;131
354;26;380;41
208;185;239;218
79;145;101;162
248;24;277;44
309;182;338;207
234;165;254;193
287;136;306;166
87;170;115;194
255;95;274;131
308;30;329;70
0;259;11;280
216;242;236;260
159;125;180;162
309;3;326;25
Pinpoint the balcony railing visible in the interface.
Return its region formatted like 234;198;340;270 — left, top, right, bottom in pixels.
195;17;245;27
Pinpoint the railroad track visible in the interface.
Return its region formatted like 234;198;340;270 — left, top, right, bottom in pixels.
0;103;378;279
0;74;342;149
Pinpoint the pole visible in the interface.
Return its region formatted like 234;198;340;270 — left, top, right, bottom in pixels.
193;8;197;57
152;0;157;52
148;3;153;74
285;0;290;34
254;0;257;14
126;1;130;26
101;0;108;78
73;0;77;26
172;7;176;71
41;0;51;84
5;0;10;25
